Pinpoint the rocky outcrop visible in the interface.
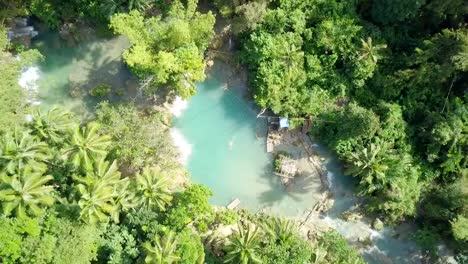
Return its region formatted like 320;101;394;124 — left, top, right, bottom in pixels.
341;210;363;222
372;218;384;231
7;18;38;48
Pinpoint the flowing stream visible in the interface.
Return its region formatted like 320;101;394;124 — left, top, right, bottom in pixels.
19;30;425;263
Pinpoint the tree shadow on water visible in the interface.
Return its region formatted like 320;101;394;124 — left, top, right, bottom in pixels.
32;27;136;112
80;53;138;111
200;61;264;137
38;34;136;111
256;161;322;209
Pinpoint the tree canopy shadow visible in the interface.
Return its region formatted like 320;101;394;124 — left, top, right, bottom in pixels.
256;160;323;209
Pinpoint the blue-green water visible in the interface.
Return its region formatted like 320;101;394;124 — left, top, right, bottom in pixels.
30;30;136;114
173;70;323;215
172;68;423;262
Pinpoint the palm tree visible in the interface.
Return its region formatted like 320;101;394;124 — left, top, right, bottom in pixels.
358;37;387;63
345;143;392;195
261;217;296;244
143;230;180;264
0;165;54;218
64;122;111;171
128;0;152;12
29;106;75;145
100;0;123;18
224;223;262;264
136;166;172;211
74;159;123;224
114;177;138;212
0;129;50;174
101;0;151;18
273;39;304;82
311;244;328;264
278;43;303;72
76;182;118;224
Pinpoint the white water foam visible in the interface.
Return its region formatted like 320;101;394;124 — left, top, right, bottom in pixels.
369;228;384;240
361;245;389;260
170;128;192;165
362;245;382;254
18;66;41;106
323;214;384;240
169;96;192;164
169;96;188;117
326;171;333;189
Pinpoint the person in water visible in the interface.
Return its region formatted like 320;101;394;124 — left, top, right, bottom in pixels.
228;137;234;149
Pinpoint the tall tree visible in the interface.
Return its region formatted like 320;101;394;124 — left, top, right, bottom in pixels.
28;106;75;145
95;102;178;171
164;184;214;231
358;37;387;63
370;0;425;25
0;129;50;174
0;165;54;218
74;159;125;224
261;217;295;244
64;122;111;171
100;0;153;19
451;216;468;241
224;223;262;264
136;166;172;211
143;231;180;264
425;97;467;179
110;0;215;98
345;142;395;195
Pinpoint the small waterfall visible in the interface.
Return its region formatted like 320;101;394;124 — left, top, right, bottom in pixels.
169;128;192;165
228;37;233;50
322;196;423;264
326;170;333;189
169;96;188;117
18;66;41;106
369;227;384;240
7;18;38;43
308;142;423;263
169;96;191;165
13;17;42;107
323;215;382;241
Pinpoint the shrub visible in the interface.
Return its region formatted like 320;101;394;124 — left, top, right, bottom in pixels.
90;84;111;97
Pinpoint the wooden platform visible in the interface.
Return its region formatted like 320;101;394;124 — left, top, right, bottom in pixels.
267;140;274;153
266;128;275;153
226;198;241;210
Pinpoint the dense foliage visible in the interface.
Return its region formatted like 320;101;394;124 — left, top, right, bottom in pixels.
2;0;364;260
95;102;178;172
234;0;467;255
0;105;363;263
110;0;215;98
3;0;466;262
